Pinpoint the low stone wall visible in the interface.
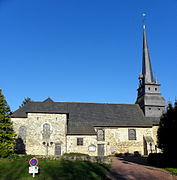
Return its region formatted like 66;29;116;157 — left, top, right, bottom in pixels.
62;156;111;164
35;155;111;164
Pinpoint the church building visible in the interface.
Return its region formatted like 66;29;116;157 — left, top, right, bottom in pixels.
11;25;165;156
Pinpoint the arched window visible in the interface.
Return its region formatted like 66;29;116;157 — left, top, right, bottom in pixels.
97;129;104;141
19;126;27;143
42;123;51;139
128;129;136;140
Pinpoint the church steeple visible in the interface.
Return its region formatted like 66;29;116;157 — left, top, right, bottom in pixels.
136;23;165;118
142;25;154;83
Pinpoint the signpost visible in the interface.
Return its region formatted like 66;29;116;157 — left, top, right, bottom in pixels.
29;158;39;178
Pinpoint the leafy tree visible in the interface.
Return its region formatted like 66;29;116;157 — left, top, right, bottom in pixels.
0;89;15;157
19;97;31;108
157;101;177;165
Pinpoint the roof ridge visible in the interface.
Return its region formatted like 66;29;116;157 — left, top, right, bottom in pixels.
41;101;137;106
57;102;139;106
31;101;138;106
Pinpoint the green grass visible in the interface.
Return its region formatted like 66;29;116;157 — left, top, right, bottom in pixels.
165;168;177;176
0;158;110;180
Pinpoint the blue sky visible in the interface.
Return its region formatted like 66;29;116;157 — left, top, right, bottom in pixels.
0;0;177;111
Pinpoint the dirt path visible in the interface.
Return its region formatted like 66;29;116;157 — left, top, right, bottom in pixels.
107;157;177;180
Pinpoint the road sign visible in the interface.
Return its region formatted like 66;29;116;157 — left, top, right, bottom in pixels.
29;166;39;178
29;166;38;173
29;158;38;166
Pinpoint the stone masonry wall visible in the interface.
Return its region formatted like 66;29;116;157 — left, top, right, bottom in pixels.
12;113;157;156
12;113;67;155
66;127;154;156
152;125;159;144
152;125;161;153
105;127;152;155
66;135;97;156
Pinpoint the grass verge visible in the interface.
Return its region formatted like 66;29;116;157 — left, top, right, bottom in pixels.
0;158;110;180
165;168;177;176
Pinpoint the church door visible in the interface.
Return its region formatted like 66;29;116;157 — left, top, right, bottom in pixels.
55;143;61;155
98;144;104;156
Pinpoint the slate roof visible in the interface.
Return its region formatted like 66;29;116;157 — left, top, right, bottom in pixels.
11;98;154;135
146;117;160;125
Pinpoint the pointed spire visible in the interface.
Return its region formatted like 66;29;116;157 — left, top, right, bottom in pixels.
142;25;154;83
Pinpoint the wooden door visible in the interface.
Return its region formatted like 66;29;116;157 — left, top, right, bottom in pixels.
98;144;104;156
55;143;61;155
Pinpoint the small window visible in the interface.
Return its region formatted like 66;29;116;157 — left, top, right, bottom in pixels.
128;129;136;140
158;108;161;110
42;123;51;139
77;138;83;146
148;87;151;90
149;108;151;110
155;88;157;91
97;129;104;141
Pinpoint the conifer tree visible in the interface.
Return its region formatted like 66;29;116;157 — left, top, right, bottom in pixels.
157;101;177;165
0;89;15;157
19;97;31;108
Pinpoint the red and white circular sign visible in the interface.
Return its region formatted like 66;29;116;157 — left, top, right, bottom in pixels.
29;158;38;166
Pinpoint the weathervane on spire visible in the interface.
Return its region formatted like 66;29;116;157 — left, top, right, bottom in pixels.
142;13;146;29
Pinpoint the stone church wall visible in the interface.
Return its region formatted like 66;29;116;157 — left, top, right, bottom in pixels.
12;113;157;156
105;127;152;155
66;127;154;156
12;113;67;155
66;135;97;156
152;125;159;144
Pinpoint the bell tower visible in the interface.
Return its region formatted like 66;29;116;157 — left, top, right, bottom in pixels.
135;25;165;117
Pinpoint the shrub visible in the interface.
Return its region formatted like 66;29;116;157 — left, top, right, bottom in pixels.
114;153;122;157
7;154;34;160
63;152;89;157
148;153;165;167
134;151;141;157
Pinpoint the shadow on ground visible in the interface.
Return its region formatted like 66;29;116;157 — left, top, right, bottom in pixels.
44;159;110;180
119;156;149;166
106;171;127;180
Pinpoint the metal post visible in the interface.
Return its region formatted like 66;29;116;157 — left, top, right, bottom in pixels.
46;142;49;156
150;143;152;153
